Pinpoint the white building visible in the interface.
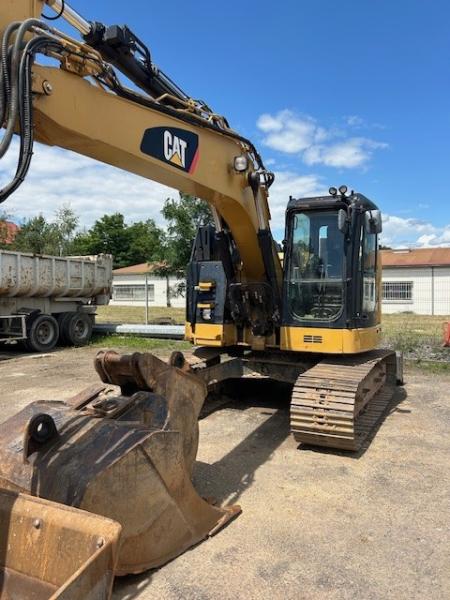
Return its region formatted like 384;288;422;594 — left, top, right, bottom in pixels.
381;248;450;315
111;248;450;315
111;263;185;308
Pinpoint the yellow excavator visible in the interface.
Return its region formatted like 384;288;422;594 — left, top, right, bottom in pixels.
0;1;402;598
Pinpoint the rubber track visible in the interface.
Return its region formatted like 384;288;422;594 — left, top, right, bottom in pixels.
290;349;397;451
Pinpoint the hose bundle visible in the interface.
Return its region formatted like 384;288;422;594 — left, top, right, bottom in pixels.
0;19;62;204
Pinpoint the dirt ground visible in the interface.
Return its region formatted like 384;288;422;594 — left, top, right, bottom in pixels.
0;345;449;600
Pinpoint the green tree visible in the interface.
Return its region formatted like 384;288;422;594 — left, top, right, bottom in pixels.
160;192;212;270
127;219;164;266
11;206;79;255
55;204;79;255
156;192;212;306
12;215;60;254
71;213;164;268
71;213;131;267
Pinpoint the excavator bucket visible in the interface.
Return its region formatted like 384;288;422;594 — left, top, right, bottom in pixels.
0;351;240;577
0;489;121;600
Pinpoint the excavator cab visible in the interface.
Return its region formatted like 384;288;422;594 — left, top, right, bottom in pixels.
282;190;383;354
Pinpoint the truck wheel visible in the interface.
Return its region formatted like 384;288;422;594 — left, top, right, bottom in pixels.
60;312;93;347
25;314;59;353
57;313;72;345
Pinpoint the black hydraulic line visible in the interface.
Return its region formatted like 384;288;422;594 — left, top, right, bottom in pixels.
0;19;51;160
83;21;191;104
0;22;21;154
0;34;63;204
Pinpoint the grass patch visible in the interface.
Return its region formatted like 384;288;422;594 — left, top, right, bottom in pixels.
381;313;449;360
405;359;450;375
90;333;191;353
96;305;185;325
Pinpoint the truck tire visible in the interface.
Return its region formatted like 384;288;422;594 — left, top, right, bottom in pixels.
60;312;93;347
57;312;72;345
25;314;59;353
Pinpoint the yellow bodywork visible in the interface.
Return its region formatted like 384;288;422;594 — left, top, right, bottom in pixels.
185;322;237;347
281;325;381;354
186;322;381;354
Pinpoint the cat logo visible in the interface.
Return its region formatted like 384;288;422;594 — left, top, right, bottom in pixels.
163;130;187;168
140;126;200;174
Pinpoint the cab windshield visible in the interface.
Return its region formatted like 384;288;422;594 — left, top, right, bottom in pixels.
287;210;344;322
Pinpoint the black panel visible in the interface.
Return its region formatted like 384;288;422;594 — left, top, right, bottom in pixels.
195;262;228;324
140;127;199;174
187;225;234;329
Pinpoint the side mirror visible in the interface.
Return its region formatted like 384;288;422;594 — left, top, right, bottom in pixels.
364;210;382;234
337;209;348;233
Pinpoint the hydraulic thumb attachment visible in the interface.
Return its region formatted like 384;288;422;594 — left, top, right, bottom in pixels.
0;351;240;579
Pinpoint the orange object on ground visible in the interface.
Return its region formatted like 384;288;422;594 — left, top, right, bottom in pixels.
443;322;450;347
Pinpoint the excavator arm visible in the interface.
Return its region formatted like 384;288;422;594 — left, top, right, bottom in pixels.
0;0;283;349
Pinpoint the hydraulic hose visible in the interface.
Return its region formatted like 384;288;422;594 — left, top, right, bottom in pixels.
0;19;50;160
0;22;22;134
0;22;62;203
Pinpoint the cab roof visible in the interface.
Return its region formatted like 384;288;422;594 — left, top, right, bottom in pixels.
286;192;378;213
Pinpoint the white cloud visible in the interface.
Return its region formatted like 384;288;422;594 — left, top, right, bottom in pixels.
257;113;284;133
304;138;388;169
0;140;177;227
345;115;365;127
380;214;450;248
257;110;318;153
257;110;387;169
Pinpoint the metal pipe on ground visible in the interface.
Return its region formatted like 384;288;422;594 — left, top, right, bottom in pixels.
94;323;185;340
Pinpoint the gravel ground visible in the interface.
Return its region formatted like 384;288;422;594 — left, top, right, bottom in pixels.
0;345;449;600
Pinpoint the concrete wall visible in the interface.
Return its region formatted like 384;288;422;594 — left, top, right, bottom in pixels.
382;266;450;315
110;274;186;308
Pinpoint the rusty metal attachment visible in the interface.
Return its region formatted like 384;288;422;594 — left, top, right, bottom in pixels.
0;351;241;581
0;489;121;599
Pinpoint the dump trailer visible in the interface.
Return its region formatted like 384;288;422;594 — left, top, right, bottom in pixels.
0;250;112;351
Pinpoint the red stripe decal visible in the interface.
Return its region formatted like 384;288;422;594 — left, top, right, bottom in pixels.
189;148;200;174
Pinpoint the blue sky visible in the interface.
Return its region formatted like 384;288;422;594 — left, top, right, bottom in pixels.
2;0;449;246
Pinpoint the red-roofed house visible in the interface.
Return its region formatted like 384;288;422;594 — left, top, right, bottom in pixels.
381;248;450;315
1;221;19;245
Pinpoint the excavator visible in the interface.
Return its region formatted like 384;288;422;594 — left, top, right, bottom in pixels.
0;1;402;598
